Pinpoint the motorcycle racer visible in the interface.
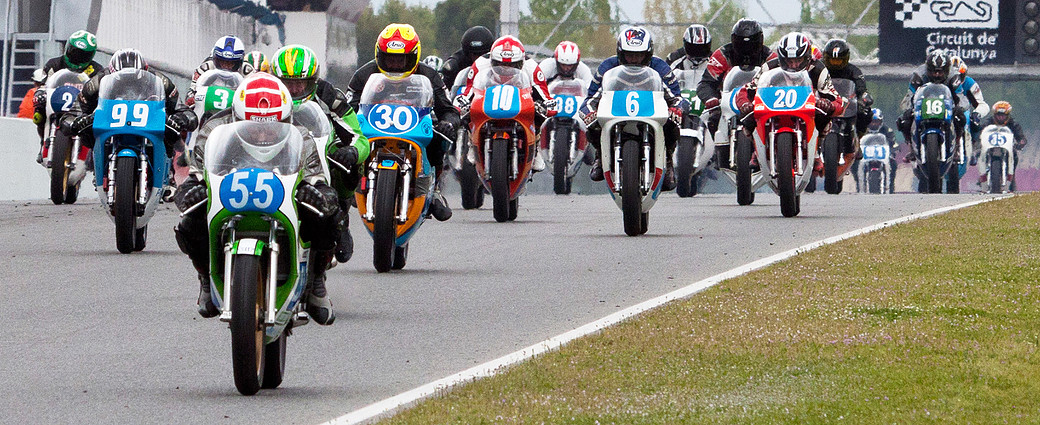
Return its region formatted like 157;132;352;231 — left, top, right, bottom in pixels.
854;108;900;190
822;38;873;139
33;30;103;150
665;24;713;70
698;19;772;138
185;36;257;106
582;26;688;190
974;101;1025;187
174;73;339;324
896;50;968;160
243;50;270;73
538;41;593;85
440;26;495;90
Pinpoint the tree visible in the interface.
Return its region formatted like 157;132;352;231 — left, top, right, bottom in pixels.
355;0;436;65
433;0;500;57
520;0;615;59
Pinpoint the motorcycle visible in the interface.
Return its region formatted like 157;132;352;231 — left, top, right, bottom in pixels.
749;69;820;217
540;78;588;194
820;78;858;194
194;120;316;395
468;65;540;222
858;133;890;194
911;83;959;194
90;68;169;253
187;69;243;155
596;65;669;236
977;124;1015;193
355;74;438;272
40;69;90;204
714;66;764;205
448;77;484;210
674;68;714;197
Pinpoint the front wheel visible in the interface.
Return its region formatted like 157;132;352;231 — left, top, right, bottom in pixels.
621;140;642;236
49;134;70;205
133;225;147;252
391;243;408;270
372;167;399;273
675;137;696;198
735;132;755;206
775;133;799;217
823;133;841;194
552;126;572;195
490;138;511;223
114;156;138;254
946;165;960;194
867;169;882;194
989;157;1003;194
230;254;266;396
924;133;942;194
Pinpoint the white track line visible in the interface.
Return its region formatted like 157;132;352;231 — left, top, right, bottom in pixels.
324;195;1011;425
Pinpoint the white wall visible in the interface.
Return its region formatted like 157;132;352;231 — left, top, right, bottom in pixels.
0;117;54;201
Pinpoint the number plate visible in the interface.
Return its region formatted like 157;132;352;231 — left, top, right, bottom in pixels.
610;90;656;117
683;89;704;115
863;145;889;160
483;84;522;119
757;86;812;111
93;99;166;130
203;86;234;112
987;132;1008;147
218;167;285;214
49;86;81;113
553;94;579;118
920;98;947;120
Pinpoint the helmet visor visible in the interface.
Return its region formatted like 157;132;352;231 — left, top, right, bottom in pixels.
780;57;809;72
214;57;241;71
684;43;711;60
620;51;649;66
826;56;848;68
557;63;577;77
66;48;94;67
283;78;317;102
994;112;1009;124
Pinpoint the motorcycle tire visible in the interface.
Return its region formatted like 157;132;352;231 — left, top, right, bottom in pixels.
230;253;266;396
990;157;1003;194
372;167;398;273
823;133;841;195
735;132;755;206
621;140;643;236
491;138;511;223
776;133;799;218
49;134;70;205
392;243;408;270
924;133;942;194
640;211;649;235
114;156;138;254
508;197;518;221
675;136;696;198
261;333;287;389
64;182;80;204
868;170;882;194
553;126;572;195
805;174;817;193
459;160;484;210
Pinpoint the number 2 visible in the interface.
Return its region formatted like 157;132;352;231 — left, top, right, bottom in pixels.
60;92;75;111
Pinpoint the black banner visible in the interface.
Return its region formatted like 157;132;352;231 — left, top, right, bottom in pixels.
879;0;1017;65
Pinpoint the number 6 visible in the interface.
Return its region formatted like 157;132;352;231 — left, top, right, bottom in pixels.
626;92;639;116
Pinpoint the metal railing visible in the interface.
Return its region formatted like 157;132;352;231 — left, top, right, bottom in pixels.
1;33;55;117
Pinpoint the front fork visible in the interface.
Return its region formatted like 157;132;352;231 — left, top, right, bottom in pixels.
767;128;806;178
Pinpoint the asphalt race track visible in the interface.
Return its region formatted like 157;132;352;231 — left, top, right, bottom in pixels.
0;192;991;424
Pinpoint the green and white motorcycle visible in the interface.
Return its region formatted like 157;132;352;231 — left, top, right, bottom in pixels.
190;120;321;395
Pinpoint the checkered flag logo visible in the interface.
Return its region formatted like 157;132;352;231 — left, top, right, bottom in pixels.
896;0;927;22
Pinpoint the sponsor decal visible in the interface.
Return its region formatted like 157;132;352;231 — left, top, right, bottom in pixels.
387;40;406;50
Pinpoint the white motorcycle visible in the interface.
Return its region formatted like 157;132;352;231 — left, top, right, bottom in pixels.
673;68;714;197
714;66;764;205
40;69;90;204
977;124;1015;193
541;78;589;194
859;133;890;194
596;66;669;236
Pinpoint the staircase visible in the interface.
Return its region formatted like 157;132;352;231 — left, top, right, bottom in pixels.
1;33;52;117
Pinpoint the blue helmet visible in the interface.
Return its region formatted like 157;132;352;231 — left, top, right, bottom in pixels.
869;108;883;131
872;108;883;121
212;36;245;71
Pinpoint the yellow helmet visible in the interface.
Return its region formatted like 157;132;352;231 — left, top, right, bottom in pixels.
375;23;421;79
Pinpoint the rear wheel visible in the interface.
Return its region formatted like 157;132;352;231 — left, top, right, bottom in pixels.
735;133;754;206
114;156;138;254
776;133;799;217
924;133;942;194
621;140;643;236
49;134;70;205
823;133;841;194
230;254;265;396
675;137;696;198
552;127;572;195
989;157;1003;194
261;333;287;389
372;167;398;273
490;138;511;223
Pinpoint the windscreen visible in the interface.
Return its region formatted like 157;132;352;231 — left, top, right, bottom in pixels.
196;69;243;89
601;66;663;92
722;67;758;92
548;79;586;97
205;121;304;176
292;102;332;139
913;83;953;103
757;69;812;89
359;73;434;108
472;65;533;91
46;69;88;90
98;69;164;101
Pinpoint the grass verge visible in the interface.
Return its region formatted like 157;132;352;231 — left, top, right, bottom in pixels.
381;194;1040;424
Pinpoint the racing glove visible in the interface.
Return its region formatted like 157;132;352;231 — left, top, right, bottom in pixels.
535;98;559;118
970;111;981;127
65;114;93;136
704;97;721;113
32;111;45;125
328;145;359;171
435;114;460;137
452;95;471;114
175;178;208;212
668;106;684;126
167;112;198;133
296;181;340;218
738;101;754;116
816;98;834;116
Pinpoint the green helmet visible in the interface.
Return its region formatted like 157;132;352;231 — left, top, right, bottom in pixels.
64;30;98;72
271;45;320;105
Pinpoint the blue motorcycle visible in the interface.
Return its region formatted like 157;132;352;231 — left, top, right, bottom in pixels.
911;83;959;194
91;69;169;253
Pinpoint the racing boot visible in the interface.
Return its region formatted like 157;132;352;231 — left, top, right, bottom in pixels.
197;273;219;318
334;210;353;263
428;190;453;221
589;158;604;182
306;249;336;325
532;148;546;172
662;156;677;191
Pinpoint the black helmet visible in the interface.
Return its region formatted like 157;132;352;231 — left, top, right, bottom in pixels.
925;50;950;84
683;24;712;64
731;19;763;64
461;26;494;57
108;48;148;71
823;39;850;70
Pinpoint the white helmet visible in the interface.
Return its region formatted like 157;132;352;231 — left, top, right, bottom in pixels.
232;73;293;123
421;55;444;71
617;26;653;66
31;68;46;84
489;35;525;68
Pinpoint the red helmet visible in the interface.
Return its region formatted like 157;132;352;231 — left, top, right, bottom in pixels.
490;36;525;69
232;73;292;122
554;41;580;78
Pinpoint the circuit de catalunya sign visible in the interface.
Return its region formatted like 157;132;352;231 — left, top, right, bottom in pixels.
879;0;1015;65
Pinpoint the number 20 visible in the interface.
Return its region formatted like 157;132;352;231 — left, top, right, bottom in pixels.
111;103;149;127
772;89;799;109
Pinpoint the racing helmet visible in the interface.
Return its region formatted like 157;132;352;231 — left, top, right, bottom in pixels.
271;45;320;105
869;108;883;131
212;36;246;72
421;55;444;71
949;55;967;75
244;51;270;73
63;30;97;72
617;26;653;66
109;49;148;71
925;50;950;84
682;24;712;64
992;101;1012;125
554;41;580;78
730;19;763;65
31;68;46;85
232;73;293;122
776;32;812;72
375;23;421;79
823;39;850;70
490;36;526;69
461;26;495;60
